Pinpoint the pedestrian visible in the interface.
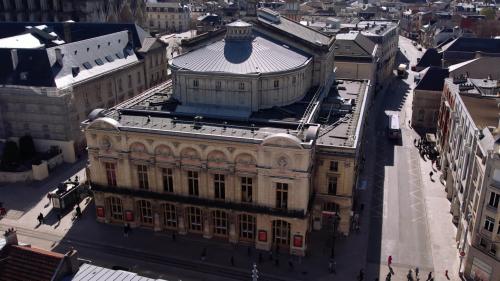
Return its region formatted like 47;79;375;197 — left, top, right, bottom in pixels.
288;260;294;271
57;213;62;223
201;247;207;261
414;138;417;146
230;256;235;266
172;231;176;241
445;269;449;280
258;252;263;264
408;120;411;127
358;268;365;281
426;271;432;281
429;171;433;180
386;272;392;281
407;269;413;281
123;223;129;237
388;255;392;267
75;204;82;218
415;267;419;278
38;213;44;225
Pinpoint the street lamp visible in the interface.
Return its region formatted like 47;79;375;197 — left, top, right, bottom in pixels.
458;213;473;273
251;263;259;281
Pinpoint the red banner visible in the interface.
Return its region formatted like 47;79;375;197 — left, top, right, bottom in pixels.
258;230;267;242
125;211;134;222
293;235;303;247
96;207;105;218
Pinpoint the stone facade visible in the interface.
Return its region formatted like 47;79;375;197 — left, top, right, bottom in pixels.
146;0;191;34
0;0;146;26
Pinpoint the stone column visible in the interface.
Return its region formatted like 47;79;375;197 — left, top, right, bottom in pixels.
229;212;238;243
177;206;187;235
154;212;161;231
203;208;213;239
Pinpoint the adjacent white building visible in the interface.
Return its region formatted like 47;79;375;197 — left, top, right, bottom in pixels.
146;0;191;34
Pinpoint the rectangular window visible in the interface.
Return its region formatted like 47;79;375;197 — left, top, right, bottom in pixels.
239;214;255;240
239;82;245;90
188;171;199;196
276;182;288;209
193;79;199;88
274;80;279;88
328;177;338;195
188;207;202;232
105;162;117;187
118;78;123;92
488;192;499;209
216;81;221;90
329;161;339;172
163;204;177;228
213;210;228;235
162;168;174;193
484;216;494;232
241;177;253;203
137;165;149;190
214;174;225;200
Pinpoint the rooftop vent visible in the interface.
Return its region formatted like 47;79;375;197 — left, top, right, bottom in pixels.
459;83;474;92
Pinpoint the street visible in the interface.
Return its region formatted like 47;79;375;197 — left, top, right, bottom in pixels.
0;36;461;281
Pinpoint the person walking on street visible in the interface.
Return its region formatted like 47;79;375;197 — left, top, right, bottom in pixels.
358;269;365;281
429;171;434;180
123;223;129;237
386;272;392;281
230;256;235;266
407;269;413;281
37;213;44;225
201;247;207;261
445;270;449;280
415;267;419;278
388;255;392;267
426;271;432;281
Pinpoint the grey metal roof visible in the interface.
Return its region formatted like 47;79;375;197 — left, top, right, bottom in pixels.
71;263;165;281
171;32;311;74
257;12;331;46
334;32;377;57
227;20;252;27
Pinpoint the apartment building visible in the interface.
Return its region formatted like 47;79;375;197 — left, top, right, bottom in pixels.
437;77;500;280
0;22;167;163
146;0;191;34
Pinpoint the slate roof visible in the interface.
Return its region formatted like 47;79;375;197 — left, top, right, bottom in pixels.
257;8;332;46
0;48;55;87
334;32;377;57
441;37;500;54
416;48;442;69
138;37;166;53
415;67;449;91
171;32;311;74
70;263;163;281
0;245;64;281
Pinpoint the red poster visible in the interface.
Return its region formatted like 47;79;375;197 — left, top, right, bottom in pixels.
293;235;303;247
258;230;267;242
125;211;134;221
96;207;105;218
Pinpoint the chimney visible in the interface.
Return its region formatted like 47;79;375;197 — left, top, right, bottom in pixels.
4;228;18;246
63;21;72;43
55;48;63;66
11;49;18;69
63;248;80;274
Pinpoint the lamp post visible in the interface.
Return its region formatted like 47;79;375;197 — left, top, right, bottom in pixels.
458;213;473;273
251;263;259;281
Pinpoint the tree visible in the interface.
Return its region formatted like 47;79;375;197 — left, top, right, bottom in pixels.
1;141;20;169
19;135;36;161
480;8;496;20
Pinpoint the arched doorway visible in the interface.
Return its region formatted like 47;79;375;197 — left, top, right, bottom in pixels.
272;220;290;249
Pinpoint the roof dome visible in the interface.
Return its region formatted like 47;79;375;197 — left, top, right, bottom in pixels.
225;20;253;41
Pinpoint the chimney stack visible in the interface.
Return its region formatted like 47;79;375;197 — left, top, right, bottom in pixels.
11;49;18;69
4;228;18;246
55;48;63;66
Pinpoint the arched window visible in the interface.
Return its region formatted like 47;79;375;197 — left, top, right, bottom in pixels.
213;210;228;236
239;214;255;241
107;197;123;221
188;206;202;232
138;200;153;225
163;203;177;228
272;220;290;247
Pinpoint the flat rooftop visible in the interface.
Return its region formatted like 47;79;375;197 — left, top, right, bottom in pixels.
357;20;398;37
90;79;369;148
